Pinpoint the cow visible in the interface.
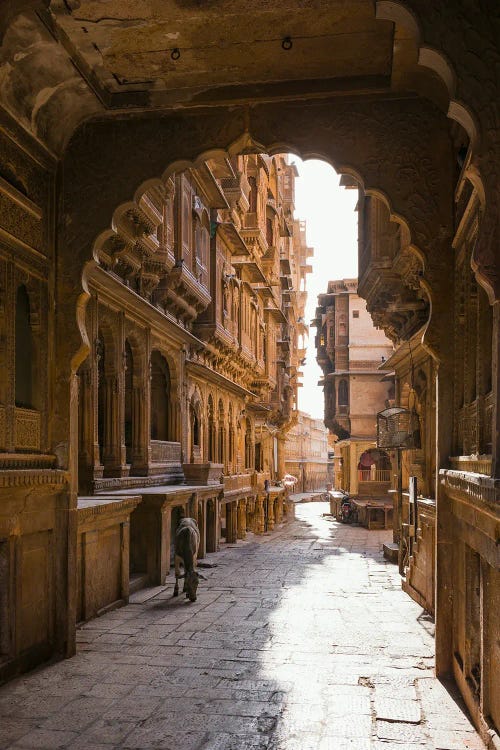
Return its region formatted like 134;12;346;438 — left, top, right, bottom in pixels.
173;517;206;602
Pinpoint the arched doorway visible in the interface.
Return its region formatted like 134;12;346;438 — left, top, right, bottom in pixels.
124;340;134;466
15;285;34;410
150;351;170;442
358;448;391;483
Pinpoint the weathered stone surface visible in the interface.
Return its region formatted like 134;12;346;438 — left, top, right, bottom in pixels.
0;504;487;750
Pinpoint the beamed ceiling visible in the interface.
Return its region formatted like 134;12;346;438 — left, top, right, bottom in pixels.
0;1;451;152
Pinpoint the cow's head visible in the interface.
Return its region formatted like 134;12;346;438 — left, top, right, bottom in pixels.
184;570;207;602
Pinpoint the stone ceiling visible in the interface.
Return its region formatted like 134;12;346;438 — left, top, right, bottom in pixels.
0;1;449;153
52;0;395;99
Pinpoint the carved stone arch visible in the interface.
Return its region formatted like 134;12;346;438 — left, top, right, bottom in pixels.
375;0;500;300
206;392;216;463
13;271;42;334
123;327;145;384
150;343;180;403
65;90;457;397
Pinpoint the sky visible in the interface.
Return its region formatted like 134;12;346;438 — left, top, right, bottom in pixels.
291;157;359;419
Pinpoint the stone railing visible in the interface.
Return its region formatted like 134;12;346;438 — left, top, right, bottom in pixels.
358;469;391;483
14;407;40;451
449;455;491;475
440;469;500;505
224;473;253;493
253;470;271;492
150;440;181;464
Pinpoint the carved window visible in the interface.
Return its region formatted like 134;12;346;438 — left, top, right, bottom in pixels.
245;418;252;470
248;177;257;213
218;400;225;467
338;379;349;406
15;285;34;409
124;340;133;464
254;442;263;472
266;217;274;247
208;396;215;462
150;351;170;441
193;408;200;447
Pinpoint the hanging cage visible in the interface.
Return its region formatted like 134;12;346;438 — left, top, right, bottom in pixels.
377;406;421;450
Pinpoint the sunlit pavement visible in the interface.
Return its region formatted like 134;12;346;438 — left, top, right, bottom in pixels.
0;503;487;750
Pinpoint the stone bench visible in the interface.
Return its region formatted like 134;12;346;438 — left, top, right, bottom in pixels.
77;495;141;623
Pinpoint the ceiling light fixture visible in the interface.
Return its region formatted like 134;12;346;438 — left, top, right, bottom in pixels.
171;48;180;60
281;37;292;51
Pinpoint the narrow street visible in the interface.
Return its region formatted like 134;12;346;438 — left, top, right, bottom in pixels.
0;504;486;750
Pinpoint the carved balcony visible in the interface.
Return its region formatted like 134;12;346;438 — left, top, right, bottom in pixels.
183;462;223;486
158;259;211;324
149;440;183;481
224;472;253;495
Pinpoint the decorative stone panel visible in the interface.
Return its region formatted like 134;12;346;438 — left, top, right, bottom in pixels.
14;408;40;452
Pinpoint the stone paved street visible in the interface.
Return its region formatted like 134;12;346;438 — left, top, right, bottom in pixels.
0;504;487;750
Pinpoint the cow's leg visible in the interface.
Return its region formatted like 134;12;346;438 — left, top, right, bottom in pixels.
173;554;182;597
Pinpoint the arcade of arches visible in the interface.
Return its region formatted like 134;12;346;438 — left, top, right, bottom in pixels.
0;1;499;744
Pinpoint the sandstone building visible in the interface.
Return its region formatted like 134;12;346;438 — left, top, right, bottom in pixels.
0;1;498;744
0;148;311;681
284;412;330;493
313;279;395;525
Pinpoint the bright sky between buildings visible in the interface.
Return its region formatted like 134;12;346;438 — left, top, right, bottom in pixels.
292;157;359;419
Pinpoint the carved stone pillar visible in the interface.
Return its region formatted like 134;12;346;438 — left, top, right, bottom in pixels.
491;302;500;479
206;497;219;553
254;496;265;534
225;501;237;543
237;499;246;539
275;496;283;525
277;434;286;480
117;315;127;472
101;374;122;475
131;385;147;474
266;494;274;532
77;363;94;490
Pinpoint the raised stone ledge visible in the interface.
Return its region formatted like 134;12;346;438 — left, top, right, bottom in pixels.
440;469;500;506
0;453;56;470
77;495;141;522
0;468;67;487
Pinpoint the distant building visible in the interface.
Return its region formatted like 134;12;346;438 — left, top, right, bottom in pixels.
284;412;330;492
312;278;394;503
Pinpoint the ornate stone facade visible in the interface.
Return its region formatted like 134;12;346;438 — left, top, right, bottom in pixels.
0;150;305;683
313;278;395;512
284;412;330;493
0;1;498;743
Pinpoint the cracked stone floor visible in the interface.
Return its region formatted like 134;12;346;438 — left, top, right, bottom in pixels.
0;503;488;750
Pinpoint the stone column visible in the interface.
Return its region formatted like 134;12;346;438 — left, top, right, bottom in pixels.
277;434;286;480
206;497;219;553
266;493;274;531
77;363;93;490
254;496;265;534
117;313;127;472
131;384;147;474
237;499;247;539
491;301;500;479
197;498;206;559
225;501;237;543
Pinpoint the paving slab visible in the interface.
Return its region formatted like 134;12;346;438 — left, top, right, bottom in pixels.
0;503;488;750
